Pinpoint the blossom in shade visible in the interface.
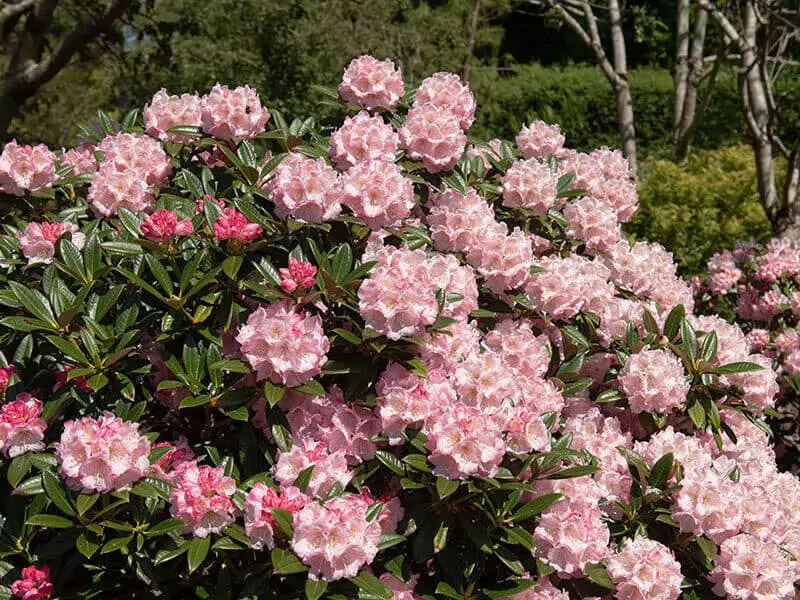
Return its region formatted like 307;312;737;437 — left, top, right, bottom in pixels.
0;364;17;393
709;534;796;600
721;353;779;411
273;439;352;499
60;143;98;175
53;366;92;393
15;221;86;265
606;536;683;600
291;494;381;580
0;393;46;457
10;564;52;600
380;574;422;600
236;301;329;386
618;348;689;414
147;438;196;485
398;103;466;173
244;483;308;550
339;55;404;110
0;140;57;196
413;72;476;130
212;207;263;244
533;497;610;577
169;464;237;537
706;250;743;293
516;121;565;159
140;209;194;242
501;158;560;215
144;89;203;142
200;84;269;140
329;111;398;169
279;258;317;293
263;154;343;223
341;160;415;229
55;413;151;493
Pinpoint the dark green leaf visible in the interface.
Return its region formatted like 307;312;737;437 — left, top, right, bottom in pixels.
510;493;563;522
187;536;211;574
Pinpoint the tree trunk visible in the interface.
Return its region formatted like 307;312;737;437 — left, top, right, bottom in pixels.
674;5;709;163
462;0;482;83
673;0;691;138
608;0;637;177
776;146;800;239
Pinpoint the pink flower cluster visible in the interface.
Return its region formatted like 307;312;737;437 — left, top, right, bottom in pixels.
201;84;269;140
60;143;98;175
0;393;46;457
10;564;52;600
339;55;404;110
398;103;466;173
501;158;560;215
213;207;263;243
236;301;329;386
341;159;415;229
561;148;637;222
710;534;796;600
88;133;172;217
618;348;690;414
0;364;17;392
273;439;352;499
140;209;194;242
606;536;683;600
516;121;565;159
279;258;317;293
563;196;622;253
291;494;381;580
55;413;151;493
0;140;56;196
264;154;342;223
15;221;85;264
244;483;308;550
413;72;476;130
144;89;203;142
148;438;196;485
169;464;238;537
329;111;398;169
525;254;614;320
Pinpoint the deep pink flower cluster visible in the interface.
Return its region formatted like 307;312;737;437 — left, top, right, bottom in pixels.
0;393;46;457
10;565;52;600
55;413;151;493
0;140;56;196
140;209;194;242
213;207;263;243
279;258;317;293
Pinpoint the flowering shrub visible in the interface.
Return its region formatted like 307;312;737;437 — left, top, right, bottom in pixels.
0;55;795;599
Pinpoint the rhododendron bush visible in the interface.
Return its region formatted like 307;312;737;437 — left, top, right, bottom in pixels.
0;56;794;600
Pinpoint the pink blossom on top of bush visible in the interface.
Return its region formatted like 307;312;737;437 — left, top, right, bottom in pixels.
55;413;151;493
0;393;46;457
201;84;269;140
413;72;476;130
10;564;52;600
560;148;638;222
263;154;343;223
710;534;796;600
213;207;263;244
273;439;352;499
15;221;85;265
140;209;194;242
244;483;308;550
329;111;398;169
515;121;566;159
706;250;742;294
501;158;560;215
398;103;466;173
144;89;203;143
279;258;317;293
427;187;498;254
60;143;97;175
341;159;415;229
606;536;683;600
753;238;800;282
338;55;404;110
563;196;622;253
291;494;381;581
169;464;238;537
0;140;56;196
235;300;329;386
618;348;689;414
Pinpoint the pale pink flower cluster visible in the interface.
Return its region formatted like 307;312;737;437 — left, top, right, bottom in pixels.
15;221;86;265
291;494;381;580
235;301;329;386
413;72;476;130
55;413;151;493
147;438;196;485
10;564;52;600
60;143;98;175
342;159;414;229
721;353;778;411
525;254;615;320
279;258;317;293
482;318;551;380
169;464;237;537
264;154;342;223
501;158;560;215
213;207;263;244
380;574;422;600
88;133;172;217
281;386;380;462
634;426;712;478
563;197;622;253
339;55;404;110
710;534;796;600
706;250;742;293
745;328;770;353
201;84;269;140
516;121;565;159
0;393;46;457
144;89;203;142
273;439;352;499
140;209;194;242
753;238;800;282
244;483;308;549
329;111;398;169
606;536;683;600
561;148;637;222
0;140;56;196
618;348;689;414
533;495;610;577
594;296;645;347
398;103;466;173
